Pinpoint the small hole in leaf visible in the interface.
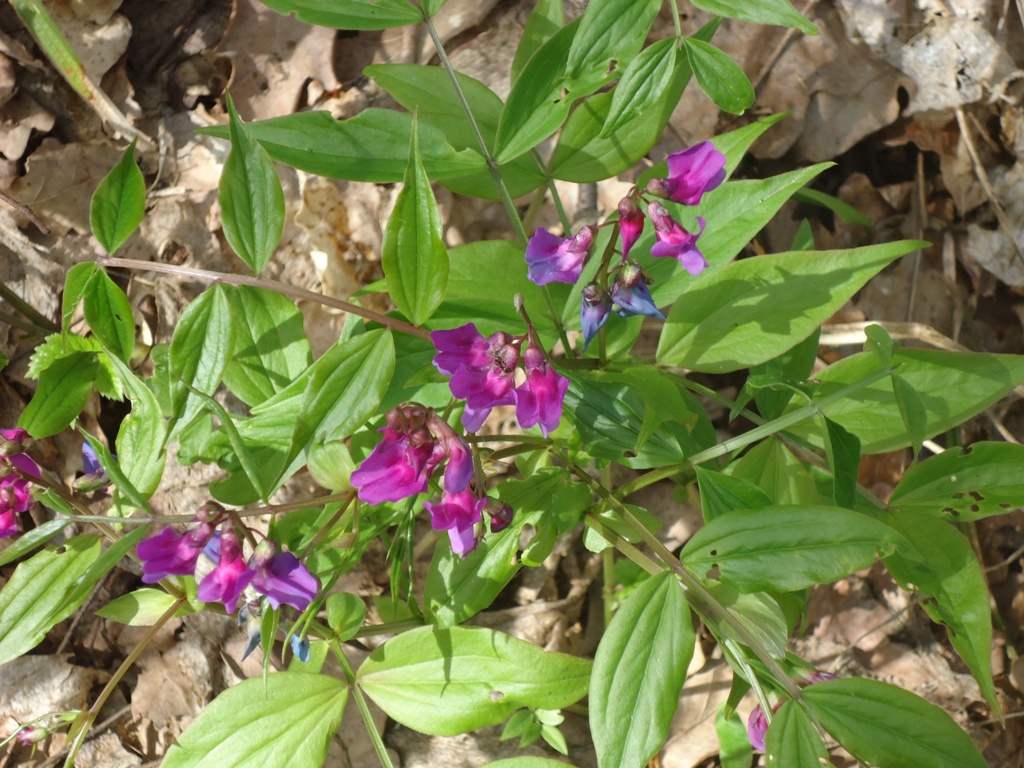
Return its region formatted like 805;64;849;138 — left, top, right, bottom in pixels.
709;549;718;556
489;690;505;702
969;504;980;513
969;491;984;502
1000;503;1012;509
56;546;66;555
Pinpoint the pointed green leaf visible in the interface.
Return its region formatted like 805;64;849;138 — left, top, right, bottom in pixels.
90;139;145;254
691;0;817;35
96;588;191;626
162;673;347;768
591;572;694;768
682;38;755;114
169;284;235;429
325;592;366;641
62;262;96;333
565;0;660;80
382;117;448;325
765;700;828;767
680;506;898;592
656;240;923;372
600;38;677;138
804;678;987;768
256;0;420;29
824;417;860;508
220;96;285;274
511;0;563;82
83;267;135;362
695;467;772;522
105;354;165;499
18;351;98;438
729;438;819;506
358;626;591;736
892;371;927;456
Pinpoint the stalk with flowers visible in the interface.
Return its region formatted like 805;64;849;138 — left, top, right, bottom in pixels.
0;0;1018;766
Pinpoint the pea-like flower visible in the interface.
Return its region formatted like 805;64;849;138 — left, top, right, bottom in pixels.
425;488;486;556
514;343;569;438
525;225;596;285
611;260;664;319
197;526;254;611
249;540;319;611
617;196;645;261
0;429;40;539
580;282;613;350
74;441;112;492
137;502;225;583
648;202;708;275
647;141;726;206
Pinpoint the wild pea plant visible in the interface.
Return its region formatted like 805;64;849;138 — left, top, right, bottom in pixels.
0;0;1015;765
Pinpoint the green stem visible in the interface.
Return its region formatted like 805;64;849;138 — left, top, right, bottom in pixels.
668;0;683;38
98;257;431;340
417;7;529;246
537;152;572;233
64;596;186;767
0;280;59;332
333;640;395;768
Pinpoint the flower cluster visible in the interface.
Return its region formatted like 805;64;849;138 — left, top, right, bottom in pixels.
136;501;319;613
524;141;726;349
430;323;569;437
0;429;40;540
746;671;838;751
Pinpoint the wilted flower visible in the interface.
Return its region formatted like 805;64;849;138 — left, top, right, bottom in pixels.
137;502;225;583
648;202;708;275
580;282;613;350
425;488;486;556
611;260;664;319
617;196;645;261
483;499;514;533
525;226;596;285
0;431;39;539
647;141;726;205
249;541;319;611
514;343;569;437
197;526;254;612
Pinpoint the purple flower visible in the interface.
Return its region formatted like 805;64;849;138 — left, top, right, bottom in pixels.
525;226;595;285
580;282;612;351
250;542;319;611
747;703;771;751
425;488;486;556
611;260;664;319
350;426;437;504
290;634;311;662
618;196;645;261
197;527;254;611
647;141;726;206
648;203;708;275
0;439;40;540
483;499;514;533
138;524;215;583
75;440;112;492
514;344;569;438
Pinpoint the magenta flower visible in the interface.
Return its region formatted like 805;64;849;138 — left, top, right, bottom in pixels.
425;488;486;556
350;425;437;504
580;282;612;351
249;541;319;611
611;260;664;319
525;225;595;285
0;443;40;539
138;524;215;582
618;196;645;261
514;343;569;438
647;141;726;205
483;499;514;533
747;703;772;751
648;202;708;275
197;527;254;611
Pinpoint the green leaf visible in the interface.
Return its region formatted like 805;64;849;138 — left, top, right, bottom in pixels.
357;626;591;736
765;700;828;767
170;285;235;429
600;38;677;139
787;348;1024;454
511;0;563;82
695;467;772;522
729;438;818;506
382;117;448;325
27;333;122;401
804;678;987;767
256;0;420;29
485;760;573;768
682;38;755;114
823;417;860;508
220;96;285;274
563;370;716;469
0;535;102;664
706;583;788;659
48;526;148;621
90;139;145;254
325;592;366;641
889;442;1024;520
278;330;395;484
18;351;98;438
0;519;70;567
162;673;348;768
201;109;485;184
81;430;151;513
82;267;135;363
691;0;817;35
96;588;190;626
750;327;820;420
794;187;873;228
882;512;998;713
864;322;895;365
716;704;755;768
591;572;694;768
62;262;96;333
680;506;898;592
565;0;660;79
656;240;922;372
892;371;927;456
222;286;311;407
113;355;168;497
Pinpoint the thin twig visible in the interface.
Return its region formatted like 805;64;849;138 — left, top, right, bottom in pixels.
0;190;49;234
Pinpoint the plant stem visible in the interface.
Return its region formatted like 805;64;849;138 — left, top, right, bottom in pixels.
97;257;431;340
0;280;59;332
333;641;395;768
63;596;186;767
